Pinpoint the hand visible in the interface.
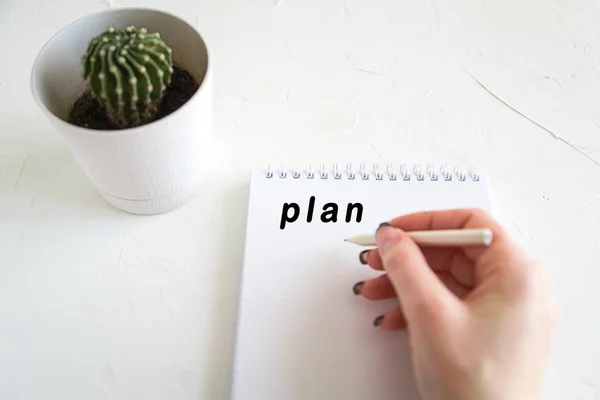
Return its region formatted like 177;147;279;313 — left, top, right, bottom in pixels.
353;209;557;400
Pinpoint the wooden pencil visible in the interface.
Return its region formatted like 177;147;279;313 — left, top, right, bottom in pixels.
344;228;493;247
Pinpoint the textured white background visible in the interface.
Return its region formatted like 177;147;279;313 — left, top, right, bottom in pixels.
1;0;600;399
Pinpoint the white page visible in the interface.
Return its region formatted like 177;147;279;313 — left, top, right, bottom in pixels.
231;165;492;400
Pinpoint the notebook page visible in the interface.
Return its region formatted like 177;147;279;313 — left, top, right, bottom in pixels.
231;168;492;400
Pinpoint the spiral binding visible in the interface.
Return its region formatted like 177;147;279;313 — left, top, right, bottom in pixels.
264;163;480;181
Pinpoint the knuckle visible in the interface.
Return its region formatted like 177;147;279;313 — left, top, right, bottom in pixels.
510;265;558;328
470;207;489;219
468;208;504;233
468;208;493;225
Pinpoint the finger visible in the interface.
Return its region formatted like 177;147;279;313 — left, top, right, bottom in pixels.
362;247;454;272
355;271;471;301
389;208;509;261
374;307;407;330
359;248;377;266
362;247;475;287
437;272;470;299
361;248;383;270
419;248;476;288
449;250;476;288
389;208;499;232
376;224;461;324
355;274;397;300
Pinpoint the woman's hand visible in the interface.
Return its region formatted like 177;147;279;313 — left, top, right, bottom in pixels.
354;209;557;400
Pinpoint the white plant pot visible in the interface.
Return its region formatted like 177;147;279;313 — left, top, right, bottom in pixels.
31;8;212;215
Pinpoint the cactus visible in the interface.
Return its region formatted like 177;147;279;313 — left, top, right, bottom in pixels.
82;25;174;128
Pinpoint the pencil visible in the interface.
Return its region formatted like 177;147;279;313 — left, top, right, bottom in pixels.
344;228;493;247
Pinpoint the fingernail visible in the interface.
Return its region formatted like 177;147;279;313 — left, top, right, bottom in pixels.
352;281;364;295
359;250;369;265
376;222;392;232
376;224;400;252
373;315;384;327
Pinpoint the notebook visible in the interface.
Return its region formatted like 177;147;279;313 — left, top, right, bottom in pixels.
231;163;493;400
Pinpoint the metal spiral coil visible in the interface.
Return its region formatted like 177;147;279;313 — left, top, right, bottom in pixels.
265;163;481;181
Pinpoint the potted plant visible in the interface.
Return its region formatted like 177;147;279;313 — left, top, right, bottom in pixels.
31;8;212;215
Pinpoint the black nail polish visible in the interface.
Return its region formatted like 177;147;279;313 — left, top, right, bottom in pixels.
373;315;384;327
359;250;369;265
352;281;364;295
377;222;392;232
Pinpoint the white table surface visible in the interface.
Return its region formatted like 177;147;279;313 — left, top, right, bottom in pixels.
2;0;600;399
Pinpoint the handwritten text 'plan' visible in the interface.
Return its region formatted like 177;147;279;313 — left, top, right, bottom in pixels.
280;196;363;229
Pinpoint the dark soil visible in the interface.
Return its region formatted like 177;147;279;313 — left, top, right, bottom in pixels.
68;66;199;130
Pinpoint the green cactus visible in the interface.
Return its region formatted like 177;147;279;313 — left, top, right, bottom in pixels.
82;25;174;128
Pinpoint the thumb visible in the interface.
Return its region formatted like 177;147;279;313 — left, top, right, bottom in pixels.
375;223;459;323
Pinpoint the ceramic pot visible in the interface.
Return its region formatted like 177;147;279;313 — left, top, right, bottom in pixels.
31;8;212;215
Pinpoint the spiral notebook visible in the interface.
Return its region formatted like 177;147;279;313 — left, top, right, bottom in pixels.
231;163;493;400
